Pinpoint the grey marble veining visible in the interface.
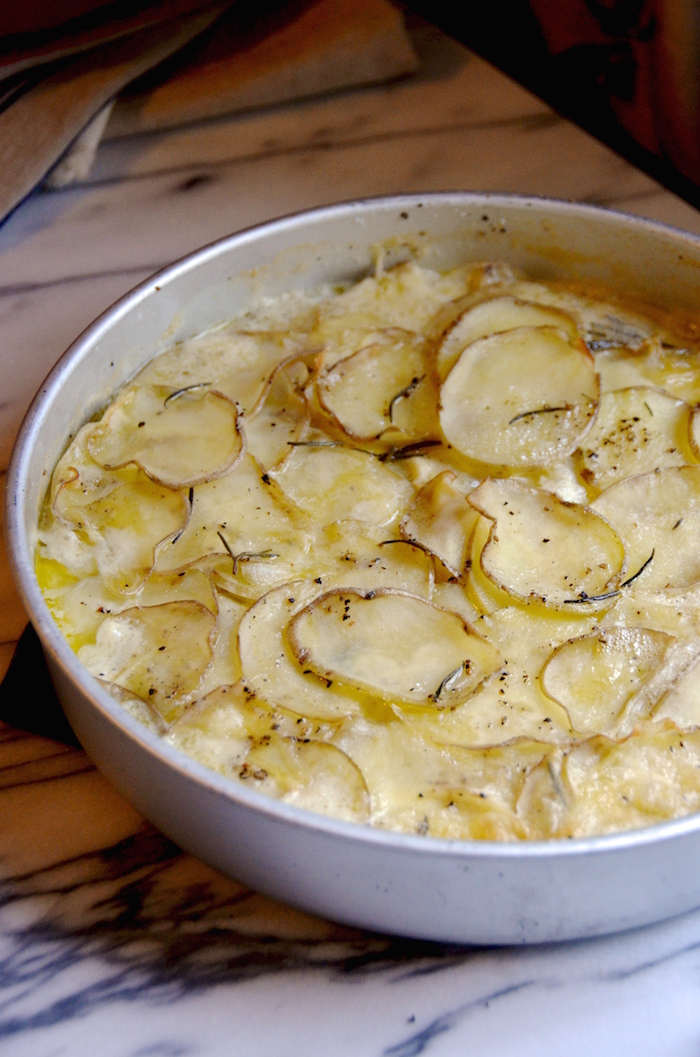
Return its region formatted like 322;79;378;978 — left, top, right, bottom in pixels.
2;736;700;1057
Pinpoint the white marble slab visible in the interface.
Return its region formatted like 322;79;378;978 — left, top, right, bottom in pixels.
1;18;700;1055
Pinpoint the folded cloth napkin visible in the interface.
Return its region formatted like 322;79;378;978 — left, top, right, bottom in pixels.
0;3;225;224
107;0;418;136
0;0;417;223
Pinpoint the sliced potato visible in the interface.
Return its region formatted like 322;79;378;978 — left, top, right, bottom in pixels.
436;296;578;379
242;737;370;822
469;477;625;609
289;588;501;707
336;720;552;839
598;339;700;404
515;753;569;839
400;470;479;577
155;453;311;575
318;528;435;593
402;603;586;748
135;329;297;413
562;726;700;836
39;565;218;651
167;681;335;762
53;464;188;593
315;260;473;335
244;358;310;468
506;281;656;351
541;627;674;735
653;647;700;728
238;581;362;720
166;683;251;775
269;445;412;528
87;384;243;488
78;600;216;722
439;326;598;469
166;683;353;813
195;593;248;695
399;668;572;748
592;466;700;591
575;386;691;493
316;332;435;441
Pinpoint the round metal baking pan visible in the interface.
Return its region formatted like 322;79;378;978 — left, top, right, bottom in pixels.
8;192;700;944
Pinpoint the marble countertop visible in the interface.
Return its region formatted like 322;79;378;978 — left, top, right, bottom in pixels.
2;19;700;1056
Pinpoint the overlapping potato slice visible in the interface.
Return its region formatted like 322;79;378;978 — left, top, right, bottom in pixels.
518;724;700;839
687;404;700;462
336;719;553;839
155;453;311;575
165;683;366;819
399;470;478;577
401;604;584;749
314;260;474;335
243;738;370;821
469;477;624;609
42;566;217;650
269;445;412;527
654;648;700;728
195;593;248;695
399;670;572;748
314;531;435;599
597;339;700;404
78;600;216;722
135;329;298;413
167;682;336;763
87;384;243;488
52;463;188;593
165;683;258;776
403;604;586;747
217;523;435;604
506;281;656;351
575;387;692;493
244;358;310;468
439;326;598;469
514;752;569;839
238;581;363;720
541;627;674;735
429;581;482;625
289;589;501;707
592;466;700;591
436;296;578;380
561;725;700;836
315;331;436;441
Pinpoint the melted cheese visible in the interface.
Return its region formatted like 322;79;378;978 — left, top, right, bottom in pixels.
37;259;700;840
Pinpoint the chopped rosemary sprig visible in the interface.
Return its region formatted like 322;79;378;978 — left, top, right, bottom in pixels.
620;548;655;588
217;530;279;575
217;529;236;561
387;375;424;422
164;382;211;406
288;440;342;448
509;404;571;425
563;549;655;604
562;588;620;605
433;662;466;702
378;539;431;554
379;439;441;462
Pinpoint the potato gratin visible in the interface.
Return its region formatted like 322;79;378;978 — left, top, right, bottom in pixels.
36;258;700;840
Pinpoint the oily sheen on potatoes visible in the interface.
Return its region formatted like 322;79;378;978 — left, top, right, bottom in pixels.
36;258;700;841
